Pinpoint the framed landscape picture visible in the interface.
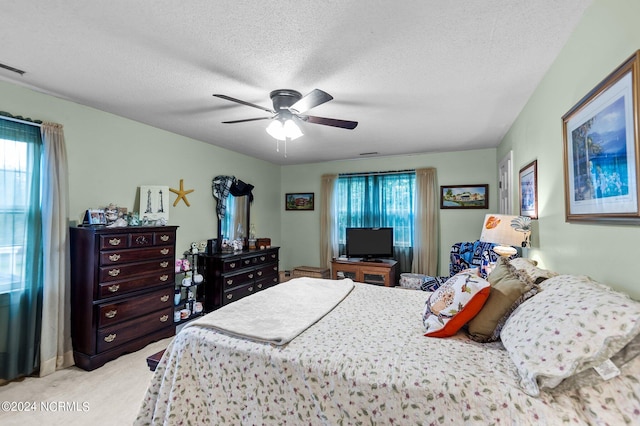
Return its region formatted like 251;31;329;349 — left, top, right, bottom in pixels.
562;51;640;223
285;192;314;211
519;160;538;219
440;184;488;209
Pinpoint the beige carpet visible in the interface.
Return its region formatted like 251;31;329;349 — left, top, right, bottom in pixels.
0;337;172;426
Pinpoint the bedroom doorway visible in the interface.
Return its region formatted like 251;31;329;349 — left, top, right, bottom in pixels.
498;151;513;214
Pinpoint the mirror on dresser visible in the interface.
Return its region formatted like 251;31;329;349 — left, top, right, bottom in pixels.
212;176;253;249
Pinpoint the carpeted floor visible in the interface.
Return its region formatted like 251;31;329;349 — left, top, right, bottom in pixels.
0;337;172;426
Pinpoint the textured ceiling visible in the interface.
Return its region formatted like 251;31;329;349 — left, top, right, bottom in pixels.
0;1;592;165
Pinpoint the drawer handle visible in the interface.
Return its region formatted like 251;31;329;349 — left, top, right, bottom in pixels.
105;309;117;319
226;294;233;300
260;256;266;261
104;334;116;343
248;286;253;292
272;266;277;271
160;294;170;302
160;314;169;323
271;254;276;259
257;283;263;289
109;238;121;246
257;271;263;276
160;234;170;242
135;236;148;245
272;277;278;283
229;262;236;268
244;260;250;265
109;253;121;261
248;273;254;279
226;279;234;285
160;248;169;255
159;274;169;282
108;268;120;277
160;261;169;268
108;284;120;293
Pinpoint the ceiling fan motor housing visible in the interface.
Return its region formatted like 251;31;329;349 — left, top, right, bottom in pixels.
270;89;302;111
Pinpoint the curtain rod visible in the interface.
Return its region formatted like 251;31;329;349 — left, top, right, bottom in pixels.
339;169;415;177
0;113;42;128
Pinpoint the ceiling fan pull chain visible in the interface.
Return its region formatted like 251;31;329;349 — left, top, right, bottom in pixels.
284;137;288;158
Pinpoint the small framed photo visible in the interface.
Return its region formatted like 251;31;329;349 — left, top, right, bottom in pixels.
519;160;538;219
139;185;170;223
440;184;489;209
87;209;106;225
285;193;314;211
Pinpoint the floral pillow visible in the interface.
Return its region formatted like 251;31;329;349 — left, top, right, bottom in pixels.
422;271;490;338
509;257;557;284
500;274;640;396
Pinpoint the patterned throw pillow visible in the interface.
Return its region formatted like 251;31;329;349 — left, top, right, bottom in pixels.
500;274;640;396
422;271;490;338
467;257;537;343
509;257;557;284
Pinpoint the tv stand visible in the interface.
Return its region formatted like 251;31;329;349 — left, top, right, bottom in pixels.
331;258;397;286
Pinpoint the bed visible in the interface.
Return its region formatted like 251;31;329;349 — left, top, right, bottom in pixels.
136;268;640;425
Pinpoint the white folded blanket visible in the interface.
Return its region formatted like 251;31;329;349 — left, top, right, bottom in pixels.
185;277;355;345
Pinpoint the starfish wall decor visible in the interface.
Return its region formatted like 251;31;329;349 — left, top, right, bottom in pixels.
170;179;194;207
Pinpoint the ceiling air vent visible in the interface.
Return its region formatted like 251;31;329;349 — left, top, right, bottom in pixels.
0;62;26;75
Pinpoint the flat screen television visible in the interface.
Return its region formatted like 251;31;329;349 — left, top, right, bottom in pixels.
345;227;394;261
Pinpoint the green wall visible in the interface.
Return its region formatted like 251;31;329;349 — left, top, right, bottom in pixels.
280;149;498;274
498;0;640;299
0;80;282;256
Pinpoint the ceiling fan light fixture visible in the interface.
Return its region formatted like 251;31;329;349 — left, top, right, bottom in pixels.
265;119;303;141
283;119;303;140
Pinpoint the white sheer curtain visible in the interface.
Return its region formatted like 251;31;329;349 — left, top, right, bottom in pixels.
411;168;438;275
39;123;74;376
319;174;338;269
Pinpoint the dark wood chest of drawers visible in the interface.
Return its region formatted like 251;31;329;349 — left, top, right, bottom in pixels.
69;225;178;370
198;247;279;311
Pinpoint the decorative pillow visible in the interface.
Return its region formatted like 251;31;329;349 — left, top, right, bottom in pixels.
422;271;490;338
509;257;557;283
500;274;640;396
467;257;536;343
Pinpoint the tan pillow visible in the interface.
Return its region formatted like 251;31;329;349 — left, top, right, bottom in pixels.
467;258;535;342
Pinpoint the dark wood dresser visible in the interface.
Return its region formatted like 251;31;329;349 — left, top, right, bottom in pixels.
69;225;178;370
198;247;279;311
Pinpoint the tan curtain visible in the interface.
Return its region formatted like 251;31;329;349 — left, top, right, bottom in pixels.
39;123;74;376
320;174;338;269
411;168;438;275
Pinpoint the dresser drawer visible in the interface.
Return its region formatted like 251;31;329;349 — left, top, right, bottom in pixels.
97;286;173;327
99;258;172;282
221;258;243;273
256;275;279;290
222;284;257;305
99;245;174;265
255;264;278;280
255;251;278;265
97;271;173;299
222;270;256;289
97;307;172;352
100;233;129;250
153;230;175;245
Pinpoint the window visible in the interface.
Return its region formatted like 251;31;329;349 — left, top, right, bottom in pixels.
0;121;41;294
335;171;415;254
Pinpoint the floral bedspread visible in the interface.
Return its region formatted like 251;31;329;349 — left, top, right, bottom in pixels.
136;283;640;425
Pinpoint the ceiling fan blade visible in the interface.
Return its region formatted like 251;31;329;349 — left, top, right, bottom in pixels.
289;89;333;114
302;115;358;130
222;117;272;124
213;94;275;113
